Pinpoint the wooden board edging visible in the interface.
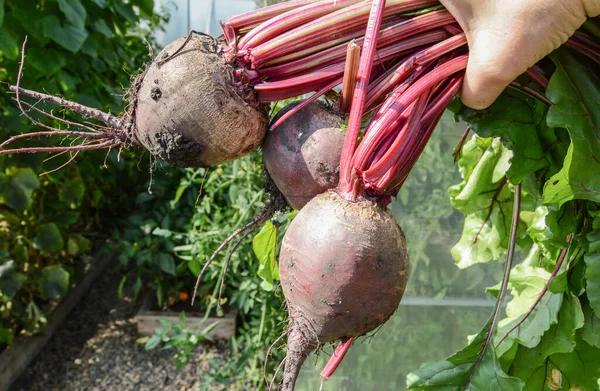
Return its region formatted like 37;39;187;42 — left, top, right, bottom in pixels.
0;254;114;391
135;293;238;340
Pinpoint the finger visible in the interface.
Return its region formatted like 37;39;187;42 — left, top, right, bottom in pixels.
460;29;525;110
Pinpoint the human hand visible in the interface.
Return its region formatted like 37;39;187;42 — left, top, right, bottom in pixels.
439;0;600;109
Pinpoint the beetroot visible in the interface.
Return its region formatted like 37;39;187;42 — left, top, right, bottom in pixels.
263;100;344;209
279;191;409;390
132;36;268;167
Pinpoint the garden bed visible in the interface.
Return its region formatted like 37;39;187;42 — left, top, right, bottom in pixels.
135;293;238;340
9;262;233;391
0;254;113;391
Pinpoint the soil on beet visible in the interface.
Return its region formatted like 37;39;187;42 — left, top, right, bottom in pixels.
130;35;269;168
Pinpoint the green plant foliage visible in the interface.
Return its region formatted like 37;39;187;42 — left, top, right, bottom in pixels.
416;48;600;389
0;168;40;209
142;312;219;370
543;49;600;205
584;210;600;315
408;317;524;391
253;220;280;291
449;137;513;267
0;0;167;346
38;265;70;300
116;152;288;388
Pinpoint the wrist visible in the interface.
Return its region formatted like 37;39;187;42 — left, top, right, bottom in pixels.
582;0;600;16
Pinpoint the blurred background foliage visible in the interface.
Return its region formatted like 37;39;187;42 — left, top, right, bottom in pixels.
0;0;169;345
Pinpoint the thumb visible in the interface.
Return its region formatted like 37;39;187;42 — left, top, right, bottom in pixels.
460;30;521;110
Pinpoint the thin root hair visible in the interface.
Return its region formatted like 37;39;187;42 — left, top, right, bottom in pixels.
217;228;255;304
269;357;287;391
264;330;289;390
1;37;132;166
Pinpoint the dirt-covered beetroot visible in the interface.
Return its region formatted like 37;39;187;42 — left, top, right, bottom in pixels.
263;100;344;209
133;36;268;167
278;191;409;390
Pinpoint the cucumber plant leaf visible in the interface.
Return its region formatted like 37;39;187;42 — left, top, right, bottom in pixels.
253;221;279;291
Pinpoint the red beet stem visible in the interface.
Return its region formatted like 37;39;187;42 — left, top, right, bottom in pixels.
269;77;343;130
524;66;549;89
337;0;387;199
350;54;467;179
254;30;444;101
362;90;430;181
421;73;462;125
365;33;466;110
341;42;362;113
260;15;409;68
225;0;321;32
379;107;444;193
321;337;355;380
373;74;463;194
260;29;448;81
239;0;362;50
258;9;453;78
250;0;437;68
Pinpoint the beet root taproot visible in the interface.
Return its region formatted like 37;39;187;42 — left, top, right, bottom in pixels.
263;100;344;210
278;191;409;390
132;35;268;168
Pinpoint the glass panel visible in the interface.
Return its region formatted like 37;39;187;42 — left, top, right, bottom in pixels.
155;0;258;46
295;306;492;391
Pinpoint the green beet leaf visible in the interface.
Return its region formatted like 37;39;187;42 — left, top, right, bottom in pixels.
585;211;600;317
543;49;600;205
407;318;524;391
582;298;600;349
510;292;584;371
492;266;563;352
450;137;513;267
452;92;549;184
547;336;600;390
586;251;600;318
513;335;600;391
